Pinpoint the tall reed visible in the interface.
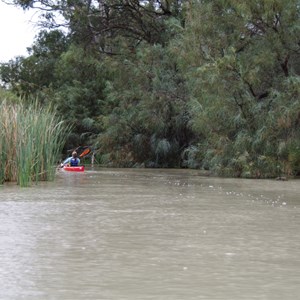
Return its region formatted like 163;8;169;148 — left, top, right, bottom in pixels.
0;101;70;186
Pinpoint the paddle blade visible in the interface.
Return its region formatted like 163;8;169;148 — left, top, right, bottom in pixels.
72;146;92;158
79;147;91;158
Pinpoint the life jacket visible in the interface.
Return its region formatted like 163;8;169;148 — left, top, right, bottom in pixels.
70;158;79;166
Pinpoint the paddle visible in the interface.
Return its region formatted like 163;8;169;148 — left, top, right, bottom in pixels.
69;146;92;161
76;146;92;158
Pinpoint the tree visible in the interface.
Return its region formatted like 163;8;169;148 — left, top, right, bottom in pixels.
0;30;69;99
51;45;106;148
8;0;185;51
96;40;193;167
0;29;106;149
176;0;300;177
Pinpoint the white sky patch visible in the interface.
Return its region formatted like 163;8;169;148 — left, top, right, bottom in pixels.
0;1;39;62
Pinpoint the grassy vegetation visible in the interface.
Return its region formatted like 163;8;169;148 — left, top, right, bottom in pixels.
0;100;70;186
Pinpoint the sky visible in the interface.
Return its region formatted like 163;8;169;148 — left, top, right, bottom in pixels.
0;1;39;62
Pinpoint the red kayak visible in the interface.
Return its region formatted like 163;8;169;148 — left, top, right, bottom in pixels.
63;165;85;172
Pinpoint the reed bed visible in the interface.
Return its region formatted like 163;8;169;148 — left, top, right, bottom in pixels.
0;101;70;186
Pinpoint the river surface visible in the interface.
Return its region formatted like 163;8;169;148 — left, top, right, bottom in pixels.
0;168;299;300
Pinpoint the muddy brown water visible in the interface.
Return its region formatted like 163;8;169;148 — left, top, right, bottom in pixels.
0;168;299;299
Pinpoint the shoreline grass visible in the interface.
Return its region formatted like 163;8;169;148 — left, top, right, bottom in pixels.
0;100;70;187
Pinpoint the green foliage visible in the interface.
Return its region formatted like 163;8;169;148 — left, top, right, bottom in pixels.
181;145;202;169
0;30;69;99
96;41;193;167
0;88;19;103
51;45;106;148
288;140;300;175
174;0;300;177
0;101;70;186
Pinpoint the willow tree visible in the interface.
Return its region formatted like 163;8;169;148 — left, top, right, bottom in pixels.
95;39;193;167
175;0;300;177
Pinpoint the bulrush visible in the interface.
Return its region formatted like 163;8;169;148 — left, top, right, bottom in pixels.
0;100;70;186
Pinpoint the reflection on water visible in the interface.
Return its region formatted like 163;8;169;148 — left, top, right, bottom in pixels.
0;168;299;299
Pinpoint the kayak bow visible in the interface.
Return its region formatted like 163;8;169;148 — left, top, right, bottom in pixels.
63;165;85;172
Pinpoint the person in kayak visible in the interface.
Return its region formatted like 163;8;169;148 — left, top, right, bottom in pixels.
61;151;80;167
